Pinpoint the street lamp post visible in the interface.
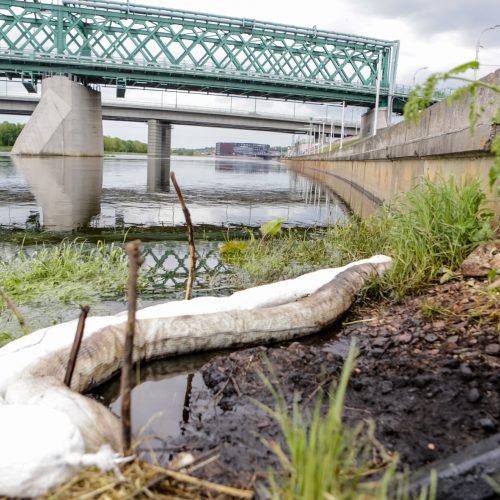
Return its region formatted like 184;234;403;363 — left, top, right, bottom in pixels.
412;66;429;87
475;25;500;80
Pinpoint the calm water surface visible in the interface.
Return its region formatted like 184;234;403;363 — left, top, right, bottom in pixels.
0;153;348;231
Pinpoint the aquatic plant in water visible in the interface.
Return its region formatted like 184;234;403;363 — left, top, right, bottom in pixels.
0;240;129;338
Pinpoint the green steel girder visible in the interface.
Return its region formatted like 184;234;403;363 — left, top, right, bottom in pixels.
0;0;402;107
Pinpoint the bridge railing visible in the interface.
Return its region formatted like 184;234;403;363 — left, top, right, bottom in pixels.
0;48;393;96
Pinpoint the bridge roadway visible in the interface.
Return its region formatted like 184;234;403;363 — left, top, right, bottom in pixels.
0;95;357;135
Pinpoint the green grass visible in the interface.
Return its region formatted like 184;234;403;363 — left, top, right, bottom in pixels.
259;343;437;499
0;145;12;152
222;178;496;299
0;239;128;314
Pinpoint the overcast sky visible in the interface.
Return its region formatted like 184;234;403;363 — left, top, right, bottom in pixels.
2;0;500;147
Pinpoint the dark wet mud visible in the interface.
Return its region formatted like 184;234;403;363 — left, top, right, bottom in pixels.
159;277;500;495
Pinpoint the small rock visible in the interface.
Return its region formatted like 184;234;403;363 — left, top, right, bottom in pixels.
381;381;393;394
425;334;439;343
485;344;500;356
479;417;498;432
459;363;474;380
444;358;460;368
373;337;388;348
414;375;434;388
432;320;446;329
466;388;481;403
447;335;459;344
461;242;500;277
397;333;412;344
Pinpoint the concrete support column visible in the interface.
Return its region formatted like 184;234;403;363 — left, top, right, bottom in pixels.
360;107;389;137
147;120;172;157
12;76;103;156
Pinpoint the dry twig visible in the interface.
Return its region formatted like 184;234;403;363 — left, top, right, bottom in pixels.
64;305;90;388
170;171;196;301
0;287;29;336
121;240;144;454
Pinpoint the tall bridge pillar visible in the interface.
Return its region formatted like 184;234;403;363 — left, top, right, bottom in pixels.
11;76;103;156
147;120;172;157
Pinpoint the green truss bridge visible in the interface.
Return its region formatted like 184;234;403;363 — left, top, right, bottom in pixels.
0;0;407;111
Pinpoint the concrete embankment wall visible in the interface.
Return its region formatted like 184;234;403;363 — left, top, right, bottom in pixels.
286;69;500;218
287;156;497;218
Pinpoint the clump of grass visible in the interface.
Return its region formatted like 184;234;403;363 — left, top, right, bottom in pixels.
223;178;495;299
380;178;494;298
258;344;436;499
0;240;128;309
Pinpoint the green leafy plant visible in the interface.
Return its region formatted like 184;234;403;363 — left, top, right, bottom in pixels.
260;218;285;238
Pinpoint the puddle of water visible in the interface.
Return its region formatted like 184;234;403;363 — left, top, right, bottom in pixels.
89;351;219;463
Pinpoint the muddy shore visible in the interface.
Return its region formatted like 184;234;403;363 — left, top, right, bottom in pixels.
161;277;500;496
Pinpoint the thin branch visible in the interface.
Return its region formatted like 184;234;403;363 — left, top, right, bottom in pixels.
64;305;90;388
121;240;144;454
146;464;254;499
0;287;29;336
182;373;194;424
170;171;196;301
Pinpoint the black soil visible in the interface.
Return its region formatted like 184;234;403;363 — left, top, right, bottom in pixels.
165;278;500;491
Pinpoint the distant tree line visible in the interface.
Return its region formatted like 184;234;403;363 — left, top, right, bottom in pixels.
0;122;24;146
0;122;148;153
103;136;147;153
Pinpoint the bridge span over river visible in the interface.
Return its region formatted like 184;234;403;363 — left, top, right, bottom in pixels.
0;0;409;157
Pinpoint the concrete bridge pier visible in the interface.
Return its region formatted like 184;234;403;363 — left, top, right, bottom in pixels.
360;107;389;137
147;120;172;157
11;76;103;156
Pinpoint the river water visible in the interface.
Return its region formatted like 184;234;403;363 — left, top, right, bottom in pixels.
0;153;347;231
0;153;348;459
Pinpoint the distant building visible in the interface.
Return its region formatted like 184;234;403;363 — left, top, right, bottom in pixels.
216;142;271;159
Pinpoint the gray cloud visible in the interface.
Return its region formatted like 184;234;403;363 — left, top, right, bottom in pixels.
348;0;500;44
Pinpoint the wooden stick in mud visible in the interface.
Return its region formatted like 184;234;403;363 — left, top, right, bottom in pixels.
0;287;29;336
121;240;144;454
170;171;196;301
64;305;90;388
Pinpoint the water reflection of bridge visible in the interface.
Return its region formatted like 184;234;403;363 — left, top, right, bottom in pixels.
141;242;231;297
